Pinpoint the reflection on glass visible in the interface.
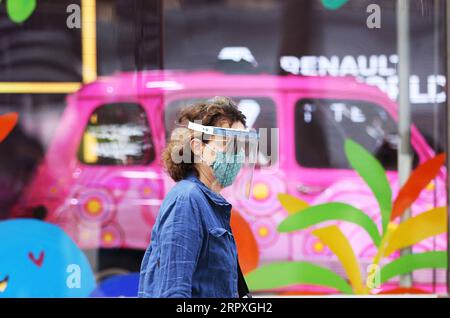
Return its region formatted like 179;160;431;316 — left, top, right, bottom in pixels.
78;103;155;165
295;99;419;170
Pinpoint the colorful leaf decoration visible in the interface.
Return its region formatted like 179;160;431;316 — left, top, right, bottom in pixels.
344;139;392;234
271;139;446;296
278;202;382;247
277;193;309;215
312;226;364;294
0;112;18;142
6;0;36;23
245;261;353;294
380;251;447;284
384;207;447;257
230;209;259;274
391;154;446;221
371;222;397;266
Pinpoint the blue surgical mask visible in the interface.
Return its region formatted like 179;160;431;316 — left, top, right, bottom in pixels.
202;144;244;187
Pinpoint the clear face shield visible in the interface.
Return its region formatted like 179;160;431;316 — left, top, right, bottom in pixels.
188;121;259;199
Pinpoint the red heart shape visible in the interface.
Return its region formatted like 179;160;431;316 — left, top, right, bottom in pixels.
28;251;45;267
0;112;18;142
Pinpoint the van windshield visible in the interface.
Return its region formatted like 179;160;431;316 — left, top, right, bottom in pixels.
295;98;419;170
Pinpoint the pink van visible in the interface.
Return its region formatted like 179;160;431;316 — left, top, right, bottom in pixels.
11;70;446;291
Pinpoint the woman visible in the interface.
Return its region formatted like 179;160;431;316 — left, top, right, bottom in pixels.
138;96;253;298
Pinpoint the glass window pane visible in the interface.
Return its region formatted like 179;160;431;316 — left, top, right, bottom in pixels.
77;103;155;165
295;98;419;170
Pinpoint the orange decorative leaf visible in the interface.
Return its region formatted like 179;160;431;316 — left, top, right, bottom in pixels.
231;209;259;274
391;153;445;220
0;112;18;142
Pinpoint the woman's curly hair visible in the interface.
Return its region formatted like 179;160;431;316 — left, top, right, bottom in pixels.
162;96;246;182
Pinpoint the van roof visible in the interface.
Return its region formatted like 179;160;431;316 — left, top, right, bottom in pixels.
74;70;387;100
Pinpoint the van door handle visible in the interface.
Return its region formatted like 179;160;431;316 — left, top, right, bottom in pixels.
296;183;325;195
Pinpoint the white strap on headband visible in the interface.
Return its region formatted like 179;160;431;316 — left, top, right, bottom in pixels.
187;121;215;135
187;121;251;135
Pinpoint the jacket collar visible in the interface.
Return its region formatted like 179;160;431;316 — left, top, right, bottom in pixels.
185;171;232;208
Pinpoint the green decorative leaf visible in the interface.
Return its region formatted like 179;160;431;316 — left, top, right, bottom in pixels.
278;202;381;247
245;261;353;294
321;0;349;10
6;0;36;23
380;251;447;284
344;139;392;234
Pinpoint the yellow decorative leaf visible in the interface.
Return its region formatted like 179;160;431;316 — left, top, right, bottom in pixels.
278;193;309;215
312;225;364;294
384;207;447;257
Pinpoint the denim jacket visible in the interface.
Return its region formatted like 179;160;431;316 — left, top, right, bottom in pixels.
138;172;239;298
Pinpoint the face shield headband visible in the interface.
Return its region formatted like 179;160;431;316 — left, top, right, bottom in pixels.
187;121;259;198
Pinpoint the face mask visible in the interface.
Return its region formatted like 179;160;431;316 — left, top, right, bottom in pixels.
202;143;244;188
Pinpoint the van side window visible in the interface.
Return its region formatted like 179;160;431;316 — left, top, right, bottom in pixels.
77;103;155;165
295;99;419;170
165;97;278;166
